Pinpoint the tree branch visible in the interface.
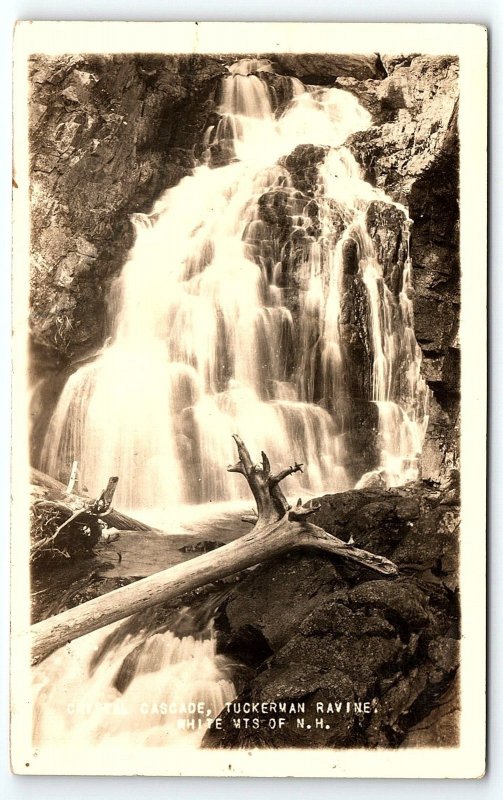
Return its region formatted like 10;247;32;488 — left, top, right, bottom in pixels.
270;462;304;485
227;461;247;476
231;433;254;476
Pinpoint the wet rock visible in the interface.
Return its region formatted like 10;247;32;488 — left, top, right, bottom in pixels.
421;393;460;485
270;53;387;84
215;552;345;659
428;636;459;674
260;72;303;115
205;664;359;749
179;540;224;554
309;487;421;558
342;238;359;275
338;275;373;402
402;673;460;747
273;631;403;684
334;77;391;123
29;54;224;367
343;55;460;463
205;482;460;749
365;201;409;295
281;143;328;195
349;579;432;630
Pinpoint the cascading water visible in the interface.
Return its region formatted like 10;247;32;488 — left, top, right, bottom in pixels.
359;224;430;488
40;58;428;513
316;151;430;488
33;608;236;749
33;57;430;755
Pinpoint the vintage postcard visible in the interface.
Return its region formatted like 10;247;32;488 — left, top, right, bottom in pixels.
10;22;487;778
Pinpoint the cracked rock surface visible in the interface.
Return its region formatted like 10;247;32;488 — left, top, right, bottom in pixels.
204;480;460;749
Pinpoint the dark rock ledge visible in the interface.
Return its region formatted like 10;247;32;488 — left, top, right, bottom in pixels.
203;478;460;749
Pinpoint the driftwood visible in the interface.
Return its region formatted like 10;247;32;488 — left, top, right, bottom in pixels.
31;477;119;562
30;435;398;665
31;468;152;532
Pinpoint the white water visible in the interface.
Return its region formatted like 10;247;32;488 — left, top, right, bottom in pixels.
41;59;428;510
33;613;235;749
357;217;429;487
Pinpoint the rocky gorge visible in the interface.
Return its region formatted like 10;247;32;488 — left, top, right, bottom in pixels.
27;52;462;750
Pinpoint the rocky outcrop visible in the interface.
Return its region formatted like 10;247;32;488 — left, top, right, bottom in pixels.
342;55;459;199
204;480;460;749
29;54;226;365
365;201;410;296
269;53;387;84
340;55;460;480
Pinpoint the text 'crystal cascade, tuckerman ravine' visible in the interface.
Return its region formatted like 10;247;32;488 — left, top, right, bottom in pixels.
40;57;429;515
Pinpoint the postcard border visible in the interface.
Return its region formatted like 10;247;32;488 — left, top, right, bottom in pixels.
10;21;487;778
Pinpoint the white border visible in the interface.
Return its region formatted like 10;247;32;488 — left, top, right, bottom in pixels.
10;20;487;780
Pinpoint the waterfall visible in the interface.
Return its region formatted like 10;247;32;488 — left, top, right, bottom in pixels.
40;59;429;513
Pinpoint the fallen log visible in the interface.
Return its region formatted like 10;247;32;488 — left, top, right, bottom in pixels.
31;435;398;665
31;468;153;532
30;477;119;562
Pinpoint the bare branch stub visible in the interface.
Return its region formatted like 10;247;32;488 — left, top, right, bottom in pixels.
227;435;275;523
230;434;254;476
227;461;247;476
289;498;322;521
270;462;304;486
229;435;308;525
89;476;119;514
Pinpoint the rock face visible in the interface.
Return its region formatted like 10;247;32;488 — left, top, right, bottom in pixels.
269;53;387;84
29;54;226;365
204;481;460;749
340;55;460;480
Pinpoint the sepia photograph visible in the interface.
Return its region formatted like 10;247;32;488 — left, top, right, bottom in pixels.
10;22;487;778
